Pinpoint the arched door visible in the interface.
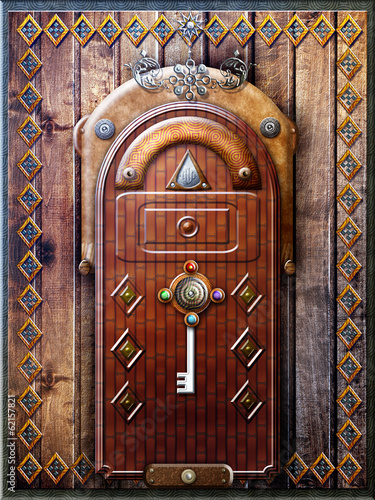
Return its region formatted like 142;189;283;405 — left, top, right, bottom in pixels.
95;102;280;485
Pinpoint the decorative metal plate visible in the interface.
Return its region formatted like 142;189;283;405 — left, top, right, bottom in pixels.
283;14;308;46
337;184;362;215
337;48;362;80
17;217;42;248
337;420;362;450
204;14;229;46
17;419;42;451
284;453;309;484
44;14;69;46
336;318;362;350
17;82;42;113
17;318;43;349
98;14;122;46
71;14;95;47
337;15;362;46
71;454;94;484
124;15;148;46
310;453;335;484
17;453;42;484
17;351;42;383
337;217;361;248
17;386;42;417
337;351;361;383
337;251;361;281
17;284;42;315
337;284;361;315
256;15;281;46
17;184;42;215
17;49;42;79
337;386;361;417
310;14;335;46
17;250;42;281
230;15;255;46
337;82;362;114
17;150;42;181
150;14;174;46
177;12;204;46
337;150;362;181
17;14;42;46
337;116;362;148
44;453;69;484
337;454;361;484
17;116;42;147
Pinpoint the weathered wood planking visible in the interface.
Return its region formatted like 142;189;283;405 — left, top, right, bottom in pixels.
253;10;295;489
336;11;367;489
37;11;75;487
294;11;336;487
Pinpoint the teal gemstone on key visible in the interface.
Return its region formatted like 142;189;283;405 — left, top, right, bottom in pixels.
186;314;196;325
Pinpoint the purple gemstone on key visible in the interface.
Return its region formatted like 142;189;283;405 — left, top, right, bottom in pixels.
213;290;223;301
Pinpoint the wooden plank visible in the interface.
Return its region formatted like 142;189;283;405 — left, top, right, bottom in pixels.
8;10;43;489
294;11;337;487
253;11;295;488
38;10;75;488
336;11;367;489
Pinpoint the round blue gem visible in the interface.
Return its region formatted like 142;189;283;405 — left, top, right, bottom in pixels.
186;314;197;325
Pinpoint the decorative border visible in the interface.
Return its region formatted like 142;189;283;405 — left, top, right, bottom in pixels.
2;1;374;498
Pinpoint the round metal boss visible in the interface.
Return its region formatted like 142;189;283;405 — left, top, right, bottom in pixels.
260;117;280;138
123;167;136;180
174;276;208;310
181;468;196;485
95;119;115;140
239;167;252;180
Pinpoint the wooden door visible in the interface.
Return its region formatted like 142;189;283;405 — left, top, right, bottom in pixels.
95;102;280;482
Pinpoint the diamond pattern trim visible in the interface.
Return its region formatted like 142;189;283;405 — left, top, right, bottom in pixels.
17;251;42;282
337;150;361;181
230;15;255;46
44;14;69;46
17;352;42;383
337;15;362;46
231;380;264;422
18;453;42;484
231;274;264;315
17;150;42;181
283;14;308;46
337;48;362;79
17;49;42;79
124;15;149;46
337;82;362;114
310;14;335;46
337;386;361;417
17;318;43;349
111;328;145;370
337;251;361;281
337;454;361;484
176;12;204;46
337;217;361;248
98;14;122;46
337;184;362;215
284;453;309;484
71;14;95;46
17;15;42;46
17;217;42;248
111;274;144;316
150;15;174;46
204;15;229;46
256;15;281;46
18;285;42;315
337;284;361;315
337;318;362;350
310;453;335;484
337;420;362;450
337;352;361;383
337;116;362;148
111;381;144;423
18;419;42;451
44;453;69;484
17;184;42;215
17;117;42;147
17;82;42;113
18;386;42;417
71;453;94;484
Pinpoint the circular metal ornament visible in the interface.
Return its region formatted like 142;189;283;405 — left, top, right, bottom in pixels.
123;167;136;180
95;119;115;140
181;468;197;485
184;312;199;327
260;117;280;138
211;288;225;303
238;167;252;180
183;260;198;274
170;272;212;314
158;288;173;303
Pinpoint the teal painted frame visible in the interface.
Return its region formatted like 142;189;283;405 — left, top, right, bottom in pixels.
1;1;374;498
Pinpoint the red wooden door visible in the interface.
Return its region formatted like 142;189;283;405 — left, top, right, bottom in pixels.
96;102;280;482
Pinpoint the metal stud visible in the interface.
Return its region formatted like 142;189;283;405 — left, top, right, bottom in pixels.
123;167;136;180
260;117;280;138
95;118;115;139
239;167;251;180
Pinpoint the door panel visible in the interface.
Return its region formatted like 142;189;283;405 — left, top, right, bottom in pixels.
96;103;279;480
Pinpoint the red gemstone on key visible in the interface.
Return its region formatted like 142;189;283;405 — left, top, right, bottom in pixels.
186;261;197;273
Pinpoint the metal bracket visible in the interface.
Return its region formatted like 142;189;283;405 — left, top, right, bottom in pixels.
144;463;233;488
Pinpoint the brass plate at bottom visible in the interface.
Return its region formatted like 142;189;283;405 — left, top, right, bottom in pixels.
144;463;233;488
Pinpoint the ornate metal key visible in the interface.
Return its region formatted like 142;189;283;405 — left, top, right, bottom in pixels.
177;325;195;394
